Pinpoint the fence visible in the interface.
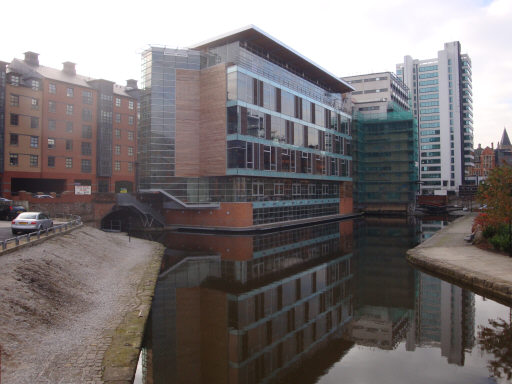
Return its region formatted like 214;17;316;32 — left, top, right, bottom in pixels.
1;214;82;251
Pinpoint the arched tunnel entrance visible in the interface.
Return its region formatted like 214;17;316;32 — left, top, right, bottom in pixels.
100;207;155;232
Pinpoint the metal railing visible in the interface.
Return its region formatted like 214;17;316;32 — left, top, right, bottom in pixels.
1;214;82;251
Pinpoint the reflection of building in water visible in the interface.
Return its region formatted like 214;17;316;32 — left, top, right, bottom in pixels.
143;221;355;384
410;274;475;366
419;216;455;242
349;218;418;349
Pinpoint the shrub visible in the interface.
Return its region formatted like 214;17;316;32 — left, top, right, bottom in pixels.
489;232;510;252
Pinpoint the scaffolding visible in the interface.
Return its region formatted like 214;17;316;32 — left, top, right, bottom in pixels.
353;107;418;214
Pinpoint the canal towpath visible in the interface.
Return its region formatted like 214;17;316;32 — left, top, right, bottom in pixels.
0;225;164;384
407;213;512;306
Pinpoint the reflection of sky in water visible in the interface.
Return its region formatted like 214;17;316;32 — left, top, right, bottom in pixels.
136;217;512;384
317;295;510;384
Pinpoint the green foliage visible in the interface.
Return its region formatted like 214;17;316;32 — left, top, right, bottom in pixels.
489;232;510;251
482;225;498;239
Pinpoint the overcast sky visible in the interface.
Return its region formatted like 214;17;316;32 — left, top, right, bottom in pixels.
2;0;510;147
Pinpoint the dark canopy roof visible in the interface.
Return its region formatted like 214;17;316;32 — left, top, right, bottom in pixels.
190;25;354;94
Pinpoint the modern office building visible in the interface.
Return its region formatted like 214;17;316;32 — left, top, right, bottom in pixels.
139;26;354;229
396;42;474;195
2;52;138;198
342;72;418;214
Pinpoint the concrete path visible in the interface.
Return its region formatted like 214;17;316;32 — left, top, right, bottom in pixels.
0;225;164;384
407;213;512;306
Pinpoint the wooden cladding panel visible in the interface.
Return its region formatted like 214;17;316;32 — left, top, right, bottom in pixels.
176;69;201;177
200;64;228;176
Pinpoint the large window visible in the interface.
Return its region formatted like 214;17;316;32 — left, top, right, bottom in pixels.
81;159;91;173
82;125;92;138
30;136;39;148
10;134;18;146
30;155;38;167
9;154;18;166
81;142;92;156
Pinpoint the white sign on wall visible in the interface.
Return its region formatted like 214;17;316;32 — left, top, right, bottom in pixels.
75;186;92;195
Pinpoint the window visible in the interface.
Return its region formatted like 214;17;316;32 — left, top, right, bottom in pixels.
48;138;56;149
31;98;39;110
127;131;134;141
308;184;316;196
48;101;56;113
274;183;284;195
30;136;39;148
66;87;74;97
10;134;18;146
114;160;121;171
81;142;92;156
82;91;93;105
9;153;18;166
82;108;92;122
115;113;121;123
65;157;73;168
128;116;134;125
82;125;92;138
115;97;121;107
49;83;56;94
31;117;39;129
128;162;133;172
10;75;19;86
128;146;133;156
252;181;264;197
66;104;73;115
10;114;19;126
30;155;38;167
31;80;40;91
128;100;134;110
115;145;121;155
292;183;301;196
115;129;121;139
66;121;73;132
47;156;55;167
48;119;56;130
10;94;19;106
81;159;91;173
66;139;73;150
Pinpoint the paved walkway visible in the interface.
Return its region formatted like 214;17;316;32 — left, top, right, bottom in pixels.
0;225;164;384
407;213;512;306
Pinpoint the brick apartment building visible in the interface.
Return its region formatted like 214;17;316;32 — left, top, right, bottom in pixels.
1;52;138;199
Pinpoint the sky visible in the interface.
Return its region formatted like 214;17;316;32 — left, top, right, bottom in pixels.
2;0;511;148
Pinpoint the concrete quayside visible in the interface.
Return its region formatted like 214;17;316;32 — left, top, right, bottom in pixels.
407;213;512;306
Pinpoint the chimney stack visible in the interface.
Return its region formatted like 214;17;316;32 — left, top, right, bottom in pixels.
492;142;494;149
24;51;39;67
62;61;76;76
126;79;138;89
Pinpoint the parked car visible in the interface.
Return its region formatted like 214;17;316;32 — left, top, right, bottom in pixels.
0;202;26;220
32;194;54;199
12;212;53;235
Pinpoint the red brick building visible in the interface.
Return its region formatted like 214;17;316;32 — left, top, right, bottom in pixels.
469;144;495;179
2;52;138;200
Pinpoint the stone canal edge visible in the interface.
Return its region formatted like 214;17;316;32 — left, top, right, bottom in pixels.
407;213;512;307
102;242;164;384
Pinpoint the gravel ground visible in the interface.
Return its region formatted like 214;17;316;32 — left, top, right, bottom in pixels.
0;225;162;383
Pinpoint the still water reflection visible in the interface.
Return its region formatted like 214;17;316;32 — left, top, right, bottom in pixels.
136;217;512;384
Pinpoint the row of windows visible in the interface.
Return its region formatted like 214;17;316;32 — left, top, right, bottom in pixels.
420;129;440;136
420;115;439;121
419;101;439;108
418;72;438;79
8;153;134;173
420;108;439;114
419;79;438;86
10;94;39;109
48;83;134;110
419;65;438;72
420;122;440;128
420;137;440;143
227;71;349;132
419;93;439;100
421;144;440;150
419;86;439;93
227;140;351;178
228;106;349;155
10;114;39;128
9;76;40;90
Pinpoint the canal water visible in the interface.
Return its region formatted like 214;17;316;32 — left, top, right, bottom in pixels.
135;217;512;383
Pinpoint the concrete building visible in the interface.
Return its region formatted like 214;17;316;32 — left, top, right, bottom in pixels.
139;26;354;229
2;52;138;198
396;42;474;195
342;72;418;214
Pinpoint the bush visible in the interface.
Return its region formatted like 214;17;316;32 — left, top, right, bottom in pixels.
483;225;499;239
489;232;510;252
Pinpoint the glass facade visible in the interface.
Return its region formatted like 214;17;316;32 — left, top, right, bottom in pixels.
140;31;353;226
